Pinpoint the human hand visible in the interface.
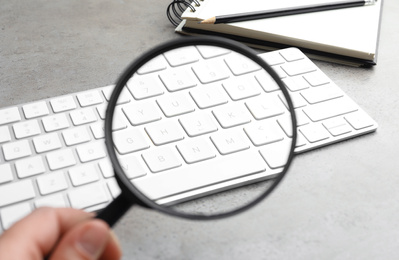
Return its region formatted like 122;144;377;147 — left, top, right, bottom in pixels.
0;207;121;260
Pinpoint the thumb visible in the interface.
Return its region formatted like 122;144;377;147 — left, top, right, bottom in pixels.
49;219;111;260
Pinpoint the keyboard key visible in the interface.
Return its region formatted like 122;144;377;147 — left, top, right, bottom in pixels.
176;138;216;163
145;120;185;145
282;76;310;92
345;111;376;130
122;101;162;126
245;95;285;120
107;108;128;131
258;51;285;66
133;150;266;200
244;121;285;146
69;164;100;186
36;171;68;195
271;65;287;79
35;193;68;208
1;203;32;230
301;84;343;104
179;112;218;137
159;67;197;92
295;110;311;127
196;45;230;59
33;132;62;153
0;107;21;125
127;74;165;100
163;46;200;66
15;155;46;178
303;97;358;122
98;159;114;178
107;178;121;198
323;117;352;136
224;53;262;75
0;164;13;184
62;126;91;146
46;149;76;170
142;146;182;173
76;142;106;162
113;128;150;155
137;55;168;74
303;71;331;86
3;140;32;161
189;83;229;109
118;154;147;179
255;71;281;92
259;140;291;169
90;122;105;139
68;183;109;210
157;92;196;117
77;90;103;107
0;126;11;143
280;48;304;62
102;85;131;105
0;179;36;207
192;59;230;84
279;92;307;109
299;123;331;143
42;113;70;132
22;101;49;119
70;108;97;125
50;96;76;112
13;119;41;139
222;76;261;101
281;59;317;76
277;115;294;138
212;103;252;128
211;129;250;155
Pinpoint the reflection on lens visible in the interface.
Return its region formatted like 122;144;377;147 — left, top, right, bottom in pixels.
107;38;295;218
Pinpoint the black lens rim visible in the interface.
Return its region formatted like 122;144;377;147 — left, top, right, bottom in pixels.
105;36;297;220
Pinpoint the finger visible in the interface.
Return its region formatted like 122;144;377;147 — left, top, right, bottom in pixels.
48;219;120;260
0;207;93;260
99;231;122;260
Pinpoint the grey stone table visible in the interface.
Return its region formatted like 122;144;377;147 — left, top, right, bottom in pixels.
1;0;398;259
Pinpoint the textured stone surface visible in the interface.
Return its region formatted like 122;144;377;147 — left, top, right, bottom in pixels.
1;0;399;259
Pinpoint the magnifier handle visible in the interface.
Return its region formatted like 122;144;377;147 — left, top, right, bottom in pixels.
96;194;132;227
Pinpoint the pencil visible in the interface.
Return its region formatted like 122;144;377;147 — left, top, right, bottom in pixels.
200;0;376;24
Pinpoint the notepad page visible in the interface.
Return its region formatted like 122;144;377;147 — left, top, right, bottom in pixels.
181;0;382;61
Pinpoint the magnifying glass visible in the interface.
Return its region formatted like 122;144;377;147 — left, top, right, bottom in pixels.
97;36;296;226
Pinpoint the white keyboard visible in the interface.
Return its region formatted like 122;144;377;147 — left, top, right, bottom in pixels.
0;47;377;232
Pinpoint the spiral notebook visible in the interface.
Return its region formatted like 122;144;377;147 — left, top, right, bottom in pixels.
171;0;383;67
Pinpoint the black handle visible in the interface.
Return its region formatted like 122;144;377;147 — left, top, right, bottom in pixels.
96;194;133;227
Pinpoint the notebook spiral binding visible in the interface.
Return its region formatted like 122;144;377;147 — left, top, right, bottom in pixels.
167;0;204;26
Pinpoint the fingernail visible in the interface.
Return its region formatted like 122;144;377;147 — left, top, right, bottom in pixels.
76;221;109;258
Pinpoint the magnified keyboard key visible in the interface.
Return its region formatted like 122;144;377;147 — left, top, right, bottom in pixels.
192;59;230;84
134;150;266;200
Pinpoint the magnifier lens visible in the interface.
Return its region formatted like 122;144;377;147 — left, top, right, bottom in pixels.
106;37;296;219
